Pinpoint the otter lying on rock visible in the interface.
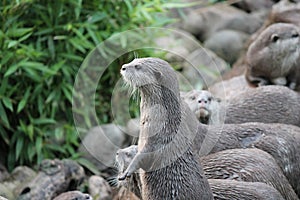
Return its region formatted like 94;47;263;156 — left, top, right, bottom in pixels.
115;145;287;200
245;23;300;90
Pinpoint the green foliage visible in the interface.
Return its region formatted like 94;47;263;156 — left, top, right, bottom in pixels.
0;0;173;170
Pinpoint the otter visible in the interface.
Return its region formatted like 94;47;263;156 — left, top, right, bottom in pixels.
183;86;300;126
181;90;221;124
115;145;286;200
222;85;300;125
194;122;300;197
119;57;214;199
201;148;299;200
245;23;300;90
208;179;284;200
53;191;92;200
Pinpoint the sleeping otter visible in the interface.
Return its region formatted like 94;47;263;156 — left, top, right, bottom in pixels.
119;57;214;199
245;23;300;90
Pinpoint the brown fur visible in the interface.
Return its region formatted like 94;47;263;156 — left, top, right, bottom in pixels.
245;23;300;90
222;85;300;125
119;57;213;200
201;148;299;200
208;179;284;200
194;122;300;197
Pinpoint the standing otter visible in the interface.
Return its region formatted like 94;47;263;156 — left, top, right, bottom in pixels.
119;57;214;199
245;23;300;90
115;145;286;200
181;90;221;125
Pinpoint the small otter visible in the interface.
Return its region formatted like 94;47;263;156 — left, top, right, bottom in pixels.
119;57;214;199
181;90;221;124
115;145;286;200
245;23;300;90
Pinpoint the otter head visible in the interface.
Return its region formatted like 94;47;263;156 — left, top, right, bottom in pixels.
181;90;220;124
116;145;138;174
247;23;300;79
120;57;179;98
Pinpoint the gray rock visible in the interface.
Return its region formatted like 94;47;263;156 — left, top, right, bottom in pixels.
154;29;199;63
88;175;112;200
0;184;13;200
204;30;249;65
79;124;127;170
181;5;247;41
17;159;85;200
181;48;230;88
230;0;275;13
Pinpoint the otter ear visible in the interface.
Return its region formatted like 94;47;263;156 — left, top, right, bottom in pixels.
154;71;162;79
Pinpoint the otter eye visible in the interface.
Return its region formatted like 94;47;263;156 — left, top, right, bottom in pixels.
190;96;195;100
134;65;141;69
208;97;212;102
271;34;279;42
292;32;299;38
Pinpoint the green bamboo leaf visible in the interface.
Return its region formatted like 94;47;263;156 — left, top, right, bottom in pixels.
35;136;43;155
32;118;56;125
8;40;18;48
48;36;55;60
4;63;20;77
7;28;33;37
15;136;24;160
62;85;72;103
2;97;13;112
0;101;10;128
17;87;31;113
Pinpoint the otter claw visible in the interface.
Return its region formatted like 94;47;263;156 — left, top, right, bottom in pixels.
118;172;130;180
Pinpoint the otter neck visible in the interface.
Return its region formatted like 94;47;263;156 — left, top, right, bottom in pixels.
139;84;181;139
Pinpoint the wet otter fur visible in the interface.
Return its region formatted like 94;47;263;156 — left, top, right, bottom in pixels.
181;90;221;125
119;57;214;199
115;145;286;200
194;122;300;197
208;179;284;200
201;148;299;200
245;23;300;90
222;85;300;125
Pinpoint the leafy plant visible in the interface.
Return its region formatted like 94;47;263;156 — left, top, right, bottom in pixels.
0;0;174;171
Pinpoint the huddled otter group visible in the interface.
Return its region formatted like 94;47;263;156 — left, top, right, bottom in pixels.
116;57;300;199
